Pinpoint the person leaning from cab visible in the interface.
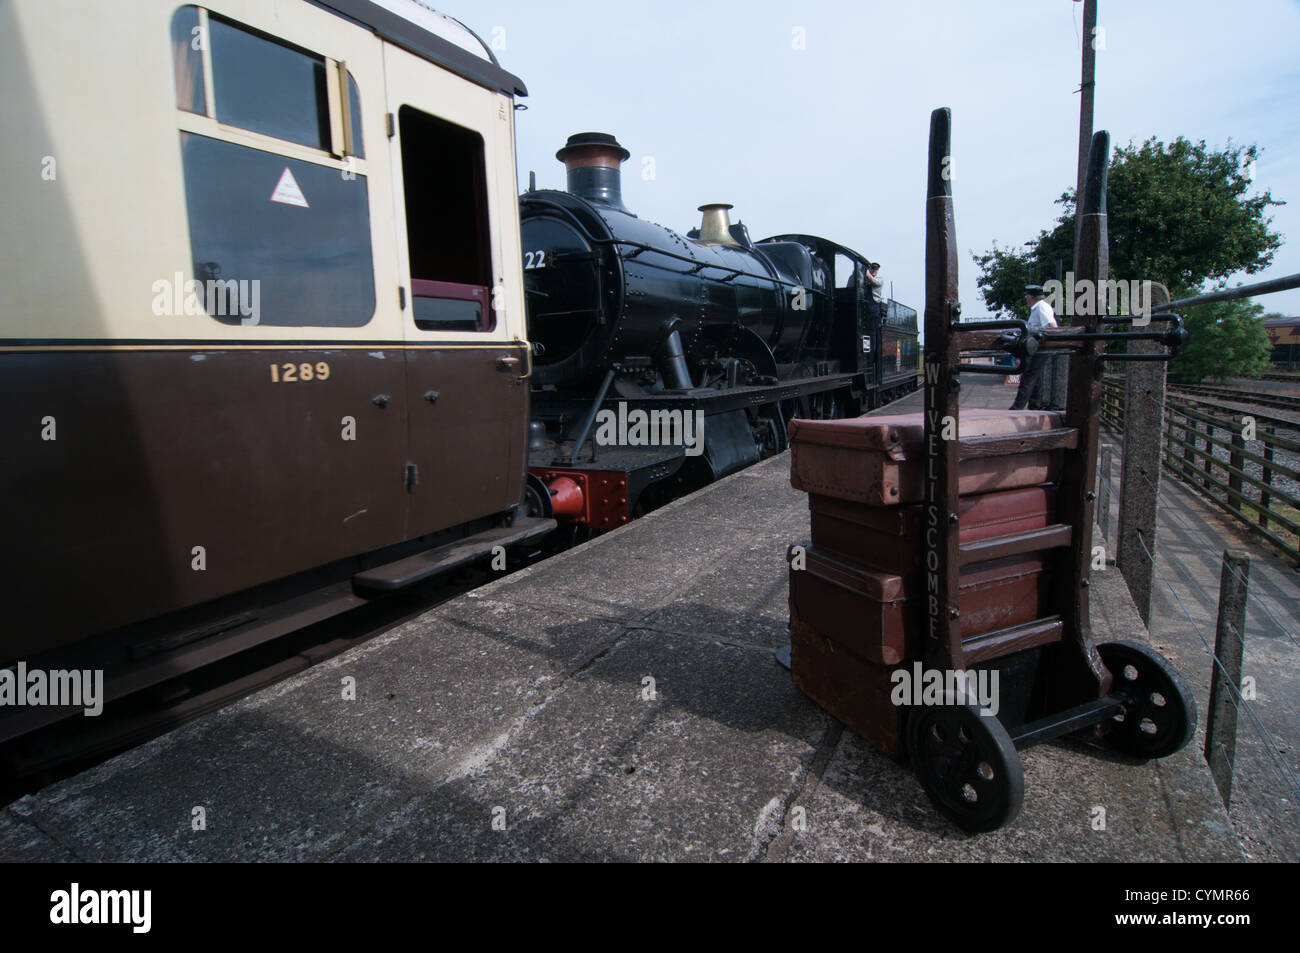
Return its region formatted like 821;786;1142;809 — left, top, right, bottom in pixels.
865;262;884;323
1010;283;1058;410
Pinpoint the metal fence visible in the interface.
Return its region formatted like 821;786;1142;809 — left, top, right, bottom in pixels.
1095;423;1300;859
1101;376;1300;566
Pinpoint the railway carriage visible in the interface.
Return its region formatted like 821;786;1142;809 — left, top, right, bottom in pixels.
0;0;919;749
0;0;548;742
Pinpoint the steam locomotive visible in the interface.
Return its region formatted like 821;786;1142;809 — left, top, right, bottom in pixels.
520;133;919;532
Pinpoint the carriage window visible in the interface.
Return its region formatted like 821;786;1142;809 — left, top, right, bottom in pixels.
209;16;330;150
398;106;492;298
170;9;366;158
178;132;375;327
171;6;205;115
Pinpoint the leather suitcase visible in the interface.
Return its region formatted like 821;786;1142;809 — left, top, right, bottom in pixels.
789;612;905;758
808;485;1057;573
787;544;1046;666
789;410;1063;505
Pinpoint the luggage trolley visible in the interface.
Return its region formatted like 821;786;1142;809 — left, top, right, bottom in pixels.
784;109;1195;832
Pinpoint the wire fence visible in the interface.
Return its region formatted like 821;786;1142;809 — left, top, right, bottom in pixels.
1097;391;1300;860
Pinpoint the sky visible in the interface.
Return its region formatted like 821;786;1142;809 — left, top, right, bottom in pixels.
451;0;1300;321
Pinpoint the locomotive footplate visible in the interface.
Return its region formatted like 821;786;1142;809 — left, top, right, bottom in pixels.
528;445;686;530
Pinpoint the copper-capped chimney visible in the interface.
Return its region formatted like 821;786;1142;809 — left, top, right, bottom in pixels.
556;132;630;211
697;203;741;247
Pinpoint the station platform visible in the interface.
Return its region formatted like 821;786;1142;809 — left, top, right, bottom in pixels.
0;377;1240;862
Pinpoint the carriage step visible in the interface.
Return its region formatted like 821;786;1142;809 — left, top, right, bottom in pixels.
1010;697;1125;750
958;523;1073;566
961;615;1063;666
352;517;556;592
957;427;1078;461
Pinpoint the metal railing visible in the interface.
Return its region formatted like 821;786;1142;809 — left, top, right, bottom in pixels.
1101;376;1300;565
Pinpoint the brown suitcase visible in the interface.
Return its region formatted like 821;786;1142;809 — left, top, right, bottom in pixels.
789;612;905;758
789;410;1064;505
808;485;1057;573
787;544;1046;666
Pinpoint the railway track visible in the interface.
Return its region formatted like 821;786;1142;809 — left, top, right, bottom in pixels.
1169;382;1300;416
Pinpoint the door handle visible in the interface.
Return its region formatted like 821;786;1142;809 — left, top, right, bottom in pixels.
497;356;521;371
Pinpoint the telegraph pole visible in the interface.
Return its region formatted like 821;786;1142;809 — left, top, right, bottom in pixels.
1073;0;1098;275
1053;0;1097;410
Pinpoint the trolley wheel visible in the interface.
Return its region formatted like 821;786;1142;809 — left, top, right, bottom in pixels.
906;703;1024;833
1098;640;1196;759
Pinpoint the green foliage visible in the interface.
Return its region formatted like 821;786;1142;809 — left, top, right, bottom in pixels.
974;137;1284;320
1170;297;1272;383
970;244;1036;320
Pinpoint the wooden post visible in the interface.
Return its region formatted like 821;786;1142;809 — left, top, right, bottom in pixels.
1259;428;1274;527
1041;130;1111;706
1228;429;1245;513
1097;445;1112;541
921;107;963;673
1181;411;1196;482
1116;282;1171;627
1203;419;1215;487
1205;550;1250;809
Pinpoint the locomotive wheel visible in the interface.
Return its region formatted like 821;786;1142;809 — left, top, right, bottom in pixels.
906;703;1024;833
1098;641;1196;759
522;472;554;520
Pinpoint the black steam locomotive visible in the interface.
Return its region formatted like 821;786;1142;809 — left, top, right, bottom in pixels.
521;133;919;532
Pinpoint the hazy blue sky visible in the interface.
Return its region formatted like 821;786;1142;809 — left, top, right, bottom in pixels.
456;0;1300;319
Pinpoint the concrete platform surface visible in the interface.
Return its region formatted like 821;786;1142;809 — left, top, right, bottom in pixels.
0;378;1241;862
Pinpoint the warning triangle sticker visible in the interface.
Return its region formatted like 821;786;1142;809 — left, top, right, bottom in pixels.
270;167;309;208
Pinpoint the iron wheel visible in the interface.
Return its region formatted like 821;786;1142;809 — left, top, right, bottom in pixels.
1098;640;1196;759
906;703;1024;833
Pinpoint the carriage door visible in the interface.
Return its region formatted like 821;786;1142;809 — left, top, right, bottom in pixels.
383;44;527;538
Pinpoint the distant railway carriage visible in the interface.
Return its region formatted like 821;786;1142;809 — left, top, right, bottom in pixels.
1265;315;1300;369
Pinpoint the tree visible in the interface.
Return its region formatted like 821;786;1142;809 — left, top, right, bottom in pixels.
1171;298;1272;383
974;137;1284;321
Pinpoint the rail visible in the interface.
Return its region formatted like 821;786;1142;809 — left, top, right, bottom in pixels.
1101;376;1300;565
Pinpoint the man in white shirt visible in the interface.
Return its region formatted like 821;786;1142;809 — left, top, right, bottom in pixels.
1010;284;1059;410
865;262;884;324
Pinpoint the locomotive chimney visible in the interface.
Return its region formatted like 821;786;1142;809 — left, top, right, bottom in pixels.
697;203;741;247
556;132;630;211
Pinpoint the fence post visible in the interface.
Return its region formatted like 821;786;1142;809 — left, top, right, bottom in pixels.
1259;428;1274;528
1097;445;1112;540
1203;418;1215;487
1228;426;1245;513
1117;283;1171;625
1205;549;1250;810
1181;412;1196;482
